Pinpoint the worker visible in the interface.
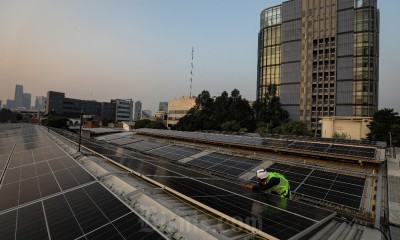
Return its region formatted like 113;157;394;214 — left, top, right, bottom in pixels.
245;169;292;199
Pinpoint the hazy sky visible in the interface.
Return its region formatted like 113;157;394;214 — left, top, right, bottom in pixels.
0;0;398;113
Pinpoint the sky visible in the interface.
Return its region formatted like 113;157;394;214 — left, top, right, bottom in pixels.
0;0;399;113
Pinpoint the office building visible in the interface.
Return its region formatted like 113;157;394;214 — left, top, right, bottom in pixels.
6;99;14;110
141;110;153;120
167;96;195;129
34;96;47;111
257;0;379;131
23;93;31;110
158;102;168;112
13;84;23;109
101;102;116;122
46;91;102;118
112;99;134;122
134;101;142;121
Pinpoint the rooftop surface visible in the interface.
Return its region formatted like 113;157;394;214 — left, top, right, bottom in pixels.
0;124;392;239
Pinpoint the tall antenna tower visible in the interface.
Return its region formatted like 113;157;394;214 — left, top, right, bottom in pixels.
190;47;194;98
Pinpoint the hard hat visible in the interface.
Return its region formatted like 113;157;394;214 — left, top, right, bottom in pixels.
256;169;268;179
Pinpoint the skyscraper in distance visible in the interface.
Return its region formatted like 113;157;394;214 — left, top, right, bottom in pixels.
257;0;379;131
14;84;23;109
23;93;32;110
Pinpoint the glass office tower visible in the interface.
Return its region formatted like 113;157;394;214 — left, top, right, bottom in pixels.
257;0;379;131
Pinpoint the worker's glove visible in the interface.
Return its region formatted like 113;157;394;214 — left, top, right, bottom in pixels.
244;183;253;189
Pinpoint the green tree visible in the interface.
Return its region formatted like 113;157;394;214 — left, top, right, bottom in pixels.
134;119;152;129
274;120;312;136
220;120;240;132
227;89;255;131
146;121;167;129
213;91;230;129
42;116;68;128
367;108;400;145
253;84;289;133
134;119;167;129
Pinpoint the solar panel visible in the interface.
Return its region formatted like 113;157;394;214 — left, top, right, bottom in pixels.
324;191;362;209
148;145;202;161
74;135;335;239
188;153;261;176
146;175;331;240
335;174;366;187
264;163;366;209
125;141;166;152
297;184;329;199
304;176;333;189
108;137;143;146
330;181;364;196
311;170;337;180
135;129;379;160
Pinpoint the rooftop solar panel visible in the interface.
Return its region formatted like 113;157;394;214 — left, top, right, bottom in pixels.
146;175;330;240
71;137;334;239
148;145;202;161
135;129;379;160
108;137;143;146
264;163;366;209
125;141;166;152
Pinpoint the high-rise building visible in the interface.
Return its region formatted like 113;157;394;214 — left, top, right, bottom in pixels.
23;93;32;110
6;99;14;109
158;102;168;112
257;0;379;131
34;96;47;111
134;101;142;121
14;85;24;109
0;100;2;109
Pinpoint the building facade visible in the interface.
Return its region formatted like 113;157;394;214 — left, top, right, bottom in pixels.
257;0;379;131
321;116;371;140
46;91;102;118
101;102;116;122
14;85;23;109
34;96;47;111
158;102;168;112
167;96;196;129
134;101;142;121
6;100;14;110
112;99;134;122
23;93;31;110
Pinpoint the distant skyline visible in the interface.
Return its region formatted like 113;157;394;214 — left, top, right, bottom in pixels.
1;0;399;113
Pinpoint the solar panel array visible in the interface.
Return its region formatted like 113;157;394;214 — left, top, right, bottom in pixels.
0;125;165;240
266;163;366;209
124;140;167;152
136;129;378;160
186;152;262;177
68;132;335;240
108;137;144;146
148;145;202;161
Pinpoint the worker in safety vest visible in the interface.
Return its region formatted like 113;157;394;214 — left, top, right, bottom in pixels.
245;169;292;199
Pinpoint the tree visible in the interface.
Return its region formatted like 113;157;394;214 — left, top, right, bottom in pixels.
134;119;167;129
253;84;289;133
42;116;68;128
274;120;312;136
134;119;152;129
367;108;400;145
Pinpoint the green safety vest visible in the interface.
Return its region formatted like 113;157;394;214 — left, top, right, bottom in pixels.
265;172;290;197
